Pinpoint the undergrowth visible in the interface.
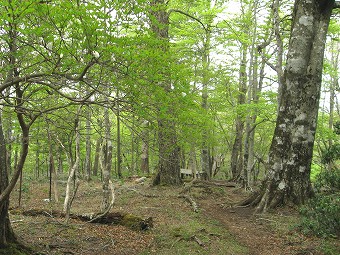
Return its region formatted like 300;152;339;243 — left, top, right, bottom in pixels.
299;169;340;238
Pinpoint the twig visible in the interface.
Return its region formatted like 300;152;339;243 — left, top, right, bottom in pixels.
191;235;205;247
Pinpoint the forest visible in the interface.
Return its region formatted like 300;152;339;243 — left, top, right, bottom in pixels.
0;0;339;254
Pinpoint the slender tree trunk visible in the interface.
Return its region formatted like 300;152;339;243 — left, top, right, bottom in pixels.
64;109;81;222
93;137;101;177
141;121;150;174
47;131;59;203
131;117;136;174
57;146;63;174
35;137;40;179
85;108;92;181
116;98;122;179
230;43;247;181
101;105;113;211
201;23;212;180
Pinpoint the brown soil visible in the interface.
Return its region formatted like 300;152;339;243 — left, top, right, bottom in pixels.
8;177;340;255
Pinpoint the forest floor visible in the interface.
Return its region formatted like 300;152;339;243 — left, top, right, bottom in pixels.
8;176;340;255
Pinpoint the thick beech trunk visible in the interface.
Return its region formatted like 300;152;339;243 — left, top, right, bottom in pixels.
246;0;336;213
150;0;181;186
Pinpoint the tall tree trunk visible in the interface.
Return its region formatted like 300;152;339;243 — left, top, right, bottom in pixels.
63;109;81;223
245;0;336;213
116;97;122;179
140;121;150;174
201;19;212;180
85;108;92;181
150;0;181;186
101;105;113;211
93;137;101;177
328;38;339;148
47;131;59;203
0;113;16;247
230;43;247;181
243;0;261;188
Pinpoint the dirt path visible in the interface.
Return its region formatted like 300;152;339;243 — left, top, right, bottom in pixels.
199;197;323;255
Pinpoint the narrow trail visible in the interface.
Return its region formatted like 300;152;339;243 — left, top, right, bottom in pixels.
199;197;322;255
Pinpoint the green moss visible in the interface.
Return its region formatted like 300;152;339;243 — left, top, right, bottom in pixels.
121;214;144;231
0;243;32;255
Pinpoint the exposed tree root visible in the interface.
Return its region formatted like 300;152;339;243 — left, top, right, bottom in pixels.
10;208;153;231
192;180;236;188
178;195;199;213
237;188;287;214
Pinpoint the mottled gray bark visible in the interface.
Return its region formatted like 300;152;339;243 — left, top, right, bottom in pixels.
248;0;336;213
140;121;150;174
101;105;113;211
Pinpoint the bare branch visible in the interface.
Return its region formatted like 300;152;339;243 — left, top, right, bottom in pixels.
0;73;48;92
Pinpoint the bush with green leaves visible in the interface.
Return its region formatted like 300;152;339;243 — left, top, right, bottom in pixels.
300;193;340;237
299;169;340;237
314;169;340;192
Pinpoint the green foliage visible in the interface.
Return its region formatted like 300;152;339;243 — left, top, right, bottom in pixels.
314;169;340;192
321;144;340;165
310;164;321;182
300;169;340;237
334;121;340;135
300;193;340;237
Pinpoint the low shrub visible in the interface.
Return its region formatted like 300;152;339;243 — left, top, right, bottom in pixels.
299;169;340;237
300;193;340;237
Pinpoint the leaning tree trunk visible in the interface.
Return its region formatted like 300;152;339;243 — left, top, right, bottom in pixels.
245;0;336;213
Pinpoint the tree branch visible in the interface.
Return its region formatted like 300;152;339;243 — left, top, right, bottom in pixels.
0;73;48;92
168;9;207;31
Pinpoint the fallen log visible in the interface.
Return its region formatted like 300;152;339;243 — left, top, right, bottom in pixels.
10;208;153;231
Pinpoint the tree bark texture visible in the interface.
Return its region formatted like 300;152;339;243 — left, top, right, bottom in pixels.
0;113;16;247
101;105;113;211
85;108;92;181
63;110;81;223
150;0;181;185
140;120;150;174
230;43;247;181
250;0;335;212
